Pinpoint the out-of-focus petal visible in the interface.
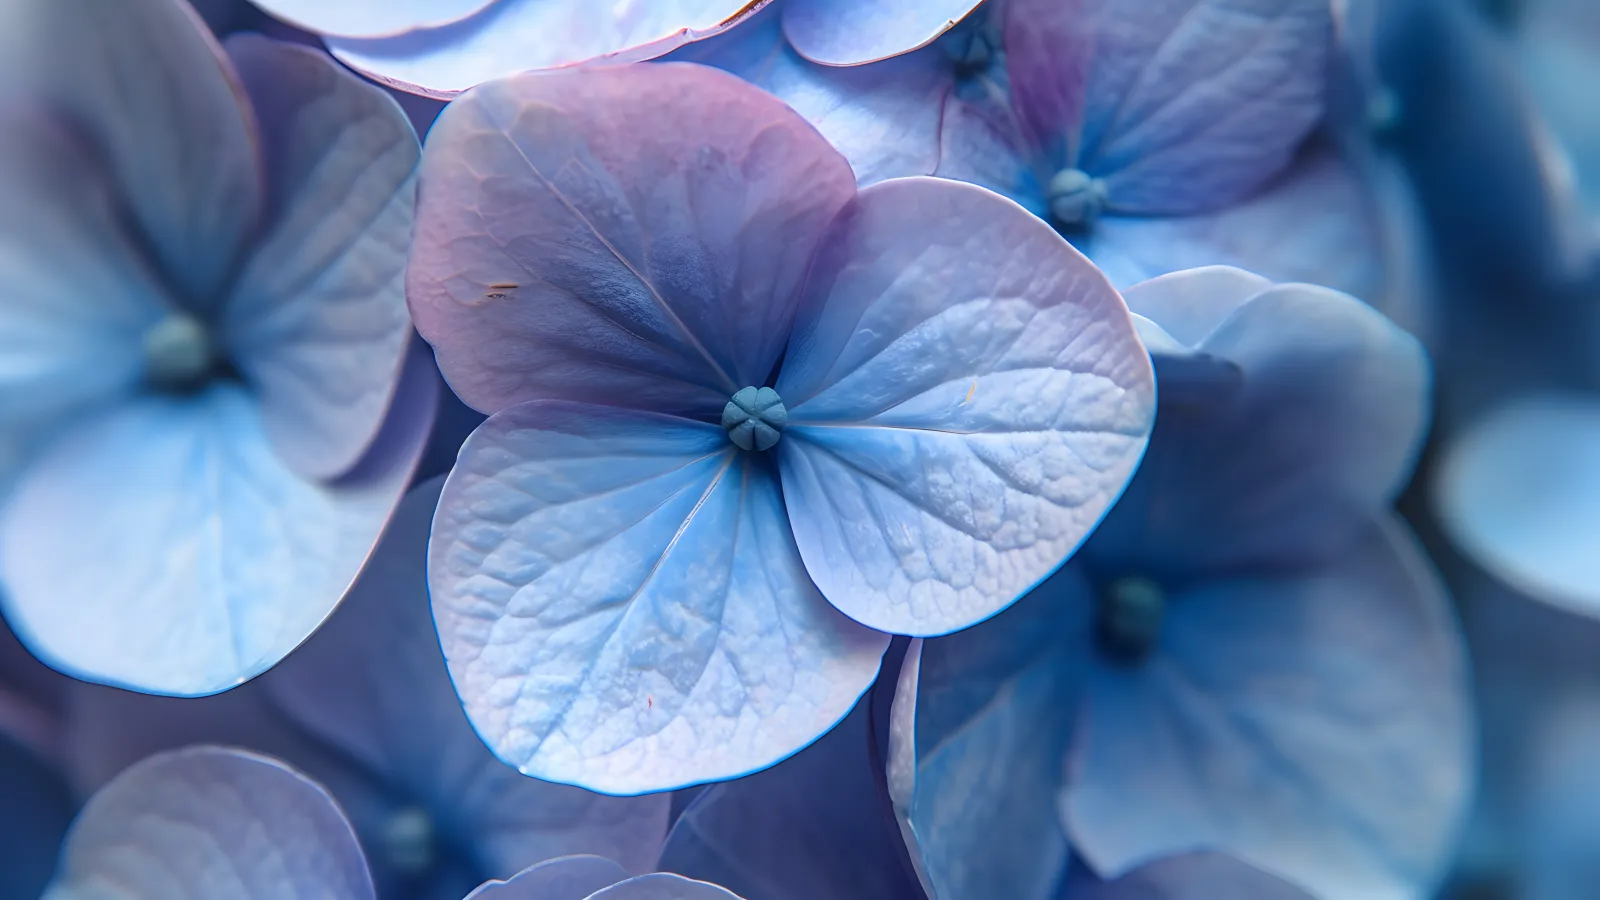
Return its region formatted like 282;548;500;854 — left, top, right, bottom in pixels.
0;0;262;308
1063;521;1471;900
586;873;744;900
0;348;436;696
269;477;671;877
1093;275;1427;577
1003;0;1331;215
781;0;986;66
1061;853;1316;899
1519;693;1600;900
45;747;374;900
465;856;631;900
248;0;494;38
660;699;923;900
408;63;855;417
327;1;775;97
222;36;419;481
887;567;1093;900
776;177;1154;636
1436;394;1600;618
0;735;75;900
430;402;887;794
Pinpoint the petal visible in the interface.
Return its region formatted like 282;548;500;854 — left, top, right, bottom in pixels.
1435;395;1600;618
407;63;856;417
327;1;776;97
659;699;924;900
1093;277;1427;577
466;856;630;900
0;735;75;900
782;0;986;66
222;36;421;481
0;609;68;760
0;347;437;696
587;874;744;900
0;0;262;306
887;568;1092;900
1063;520;1472;900
430;401;888;794
266;477;671;877
46;747;374;900
1061;853;1315;899
1003;0;1332;215
1119;266;1272;348
248;0;494;38
1519;694;1600;900
775;177;1154;636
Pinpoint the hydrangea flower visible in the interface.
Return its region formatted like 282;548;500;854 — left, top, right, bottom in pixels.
780;0;988;66
248;0;775;97
887;267;1471;900
408;61;1157;794
65;479;669;898
0;0;435;696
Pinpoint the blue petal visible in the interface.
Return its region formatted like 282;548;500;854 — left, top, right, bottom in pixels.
1520;694;1600;900
0;734;74;900
266;477;672;878
1063;520;1471;900
1094;274;1427;577
0;347;437;696
46;747;374;900
1514;0;1600;267
887;568;1093;900
1436;394;1600;618
0;0;262;308
781;0;986;66
659;698;923;900
248;0;494;37
326;1;775;96
465;856;630;900
430;401;888;794
1060;853;1315;899
588;873;744;900
407;63;856;417
222;36;420;481
775;177;1155;636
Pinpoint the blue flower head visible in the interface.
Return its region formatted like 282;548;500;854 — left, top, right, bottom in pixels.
888;266;1472;900
0;0;437;696
407;61;1157;794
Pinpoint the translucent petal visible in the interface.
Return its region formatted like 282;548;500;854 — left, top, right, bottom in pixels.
408;63;855;417
248;0;494;38
267;478;671;876
782;0;986;66
586;874;744;900
430;401;888;794
0;348;436;696
223;36;420;480
775;177;1155;636
465;856;630;900
1003;0;1332;215
327;1;775;97
45;747;374;900
1436;395;1600;618
1061;853;1315;899
1063;521;1471;900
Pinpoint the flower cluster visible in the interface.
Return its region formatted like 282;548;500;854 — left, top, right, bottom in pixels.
0;0;1591;899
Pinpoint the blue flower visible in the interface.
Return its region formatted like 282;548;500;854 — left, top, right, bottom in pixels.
406;61;1157;794
888;267;1472;900
0;0;436;696
66;480;669;899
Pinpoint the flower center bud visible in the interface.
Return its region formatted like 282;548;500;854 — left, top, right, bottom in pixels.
1096;576;1165;664
722;386;788;452
142;310;215;392
382;806;436;876
1047;168;1109;231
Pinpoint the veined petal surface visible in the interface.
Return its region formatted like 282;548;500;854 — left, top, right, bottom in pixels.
44;747;374;900
782;0;987;66
430;402;888;794
776;177;1154;636
408;63;855;417
223;36;420;481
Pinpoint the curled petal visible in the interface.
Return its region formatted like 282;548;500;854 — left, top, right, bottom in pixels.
465;856;630;900
782;0;987;66
248;0;496;39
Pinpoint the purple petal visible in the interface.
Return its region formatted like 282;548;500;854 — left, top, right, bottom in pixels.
782;0;987;66
408;63;856;417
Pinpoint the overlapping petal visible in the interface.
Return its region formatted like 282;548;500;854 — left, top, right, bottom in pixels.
45;747;374;900
782;0;987;66
466;856;631;900
776;177;1155;635
248;0;495;38
327;1;775;97
408;63;856;417
223;36;421;481
430;402;888;794
1062;521;1471;900
586;874;743;900
0;347;437;696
